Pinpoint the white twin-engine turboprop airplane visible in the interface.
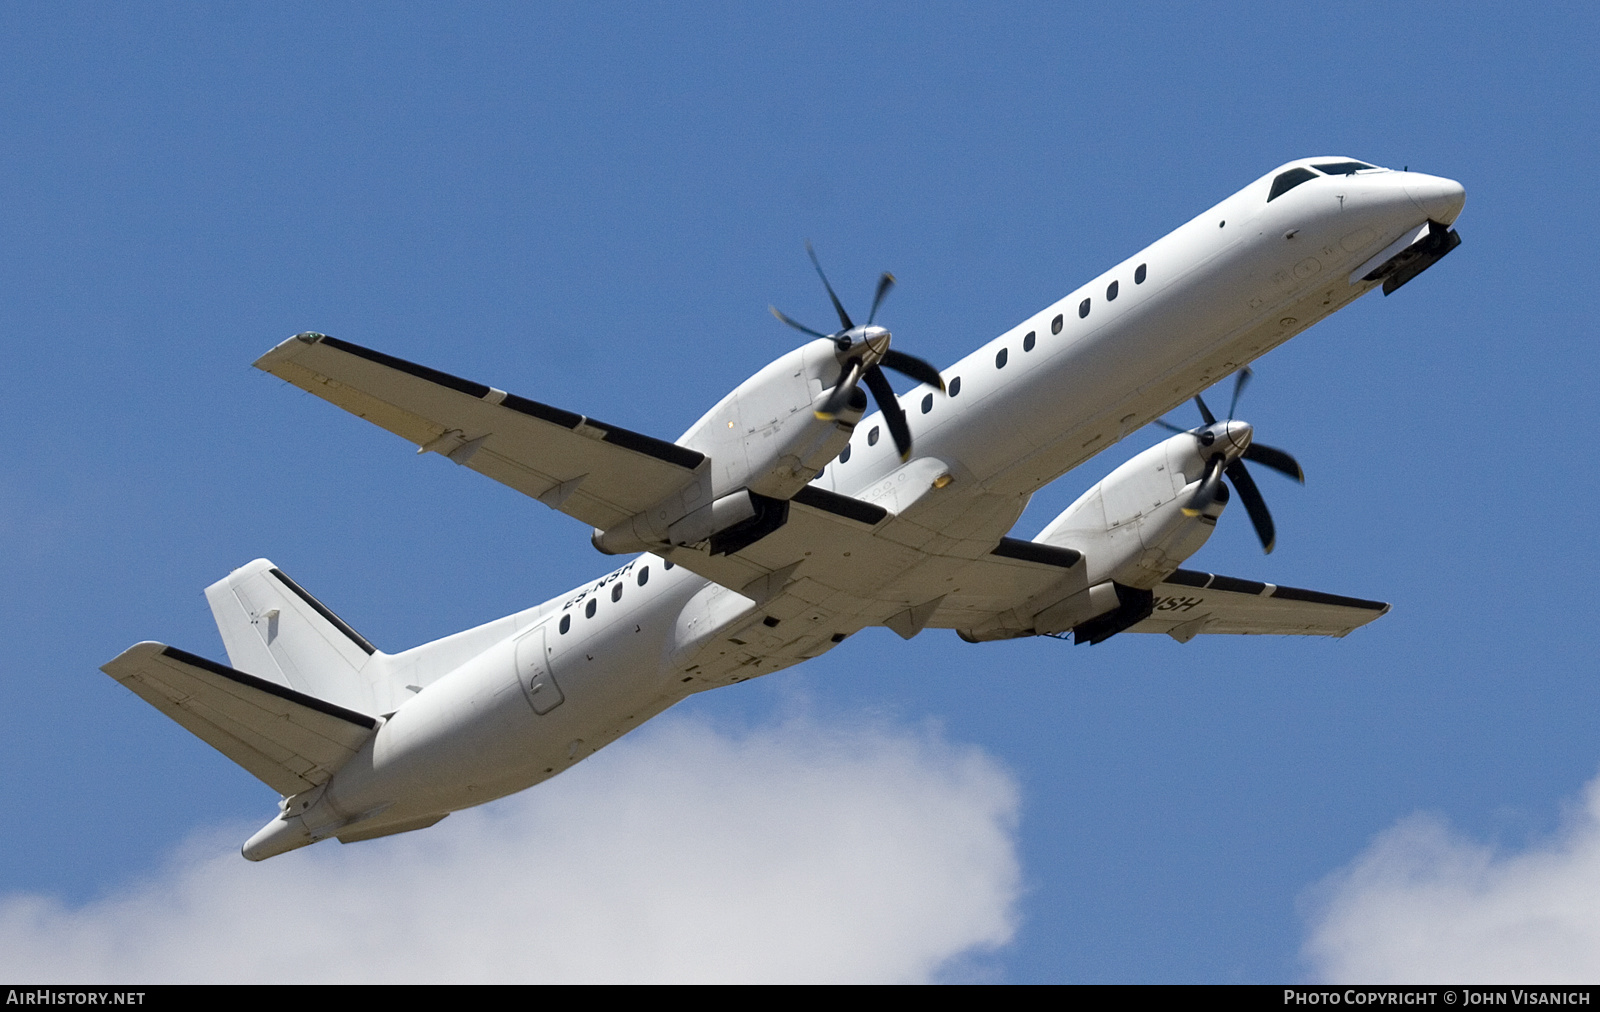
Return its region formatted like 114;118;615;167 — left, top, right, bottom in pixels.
105;158;1464;860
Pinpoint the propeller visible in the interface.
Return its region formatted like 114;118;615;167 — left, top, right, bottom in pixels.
770;242;945;460
1155;367;1304;553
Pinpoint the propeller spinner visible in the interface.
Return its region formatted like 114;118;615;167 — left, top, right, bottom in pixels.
770;243;945;460
1155;368;1305;554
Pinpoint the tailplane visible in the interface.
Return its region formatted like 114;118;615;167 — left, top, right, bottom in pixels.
102;559;533;858
101;642;377;797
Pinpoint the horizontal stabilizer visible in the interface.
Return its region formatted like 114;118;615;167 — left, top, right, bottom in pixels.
102;642;377;796
1128;569;1389;642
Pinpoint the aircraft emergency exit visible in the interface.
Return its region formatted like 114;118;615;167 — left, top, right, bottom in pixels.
103;157;1465;860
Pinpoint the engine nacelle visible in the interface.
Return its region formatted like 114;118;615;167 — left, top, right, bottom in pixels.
593;339;862;555
1034;431;1225;593
680;338;864;500
957;430;1226;644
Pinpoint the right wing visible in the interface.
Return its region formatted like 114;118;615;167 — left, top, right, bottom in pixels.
1127;569;1390;641
256;333;707;533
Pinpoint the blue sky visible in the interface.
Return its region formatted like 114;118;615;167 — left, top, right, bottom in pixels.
1;2;1596;983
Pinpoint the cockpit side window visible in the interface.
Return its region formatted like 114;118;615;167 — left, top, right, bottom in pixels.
1312;161;1375;176
1268;168;1318;201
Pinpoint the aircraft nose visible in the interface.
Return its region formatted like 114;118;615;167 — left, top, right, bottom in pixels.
1404;173;1466;225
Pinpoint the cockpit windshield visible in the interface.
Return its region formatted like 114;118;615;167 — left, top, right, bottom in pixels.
1312;161;1376;176
1267;167;1318;202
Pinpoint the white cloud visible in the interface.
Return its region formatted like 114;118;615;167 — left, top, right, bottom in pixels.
1304;773;1600;983
0;713;1020;983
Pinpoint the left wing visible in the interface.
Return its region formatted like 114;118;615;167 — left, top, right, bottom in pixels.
1128;569;1390;641
256;333;707;533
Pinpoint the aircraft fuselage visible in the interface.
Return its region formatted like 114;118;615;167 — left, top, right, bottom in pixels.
242;159;1464;857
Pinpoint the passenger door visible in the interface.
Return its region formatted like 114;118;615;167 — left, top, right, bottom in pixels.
514;627;565;715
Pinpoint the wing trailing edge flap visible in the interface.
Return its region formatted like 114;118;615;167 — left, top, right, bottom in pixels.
661;484;903;614
919;537;1088;632
1127;569;1390;641
254;333;707;533
668;478;1089;634
102;642;378;797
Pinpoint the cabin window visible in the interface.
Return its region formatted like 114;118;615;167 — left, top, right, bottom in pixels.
611;583;623;603
559;614;571;634
585;598;597;619
664;560;675;570
637;566;649;586
839;444;852;463
949;376;962;396
1268;167;1317;201
1135;263;1147;284
921;393;933;414
1106;280;1118;301
1051;314;1063;334
995;348;1008;369
868;426;880;446
1079;298;1090;318
1023;331;1036;351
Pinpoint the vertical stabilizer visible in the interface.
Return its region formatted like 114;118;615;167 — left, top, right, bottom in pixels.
205;559;380;714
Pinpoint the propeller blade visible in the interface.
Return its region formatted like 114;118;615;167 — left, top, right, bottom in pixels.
867;272;896;326
805;241;854;332
1243;442;1305;483
1193;394;1217;426
815;358;866;420
1182;456;1226;516
1225;459;1277;554
771;305;832;340
1228;367;1253;419
1153;418;1191;435
880;349;946;391
864;364;914;459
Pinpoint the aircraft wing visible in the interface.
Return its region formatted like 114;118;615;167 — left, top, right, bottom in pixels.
102;642;378;796
661;482;1086;639
1126;569;1390;641
255;333;707;533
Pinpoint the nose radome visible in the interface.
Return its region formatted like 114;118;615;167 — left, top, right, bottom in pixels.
1405;173;1466;225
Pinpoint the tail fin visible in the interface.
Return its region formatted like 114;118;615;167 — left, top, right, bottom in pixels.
205;559;380;715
